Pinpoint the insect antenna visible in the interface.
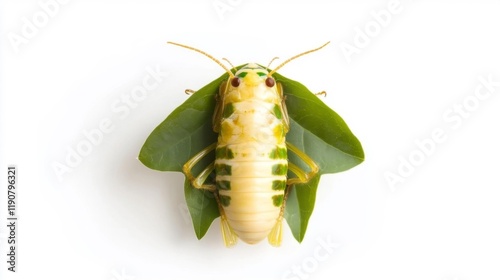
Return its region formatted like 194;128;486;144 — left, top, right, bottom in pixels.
222;58;237;74
167;41;235;78
268;41;330;77
266;57;280;69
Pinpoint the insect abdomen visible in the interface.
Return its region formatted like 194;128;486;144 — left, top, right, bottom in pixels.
215;99;287;244
216;144;287;244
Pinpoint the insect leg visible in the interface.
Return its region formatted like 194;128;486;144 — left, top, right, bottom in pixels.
214;193;238;247
182;143;217;191
184;89;195;95
286;142;319;185
212;80;229;133
277;82;290;132
268;196;285;247
268;143;319;246
183;143;238;246
315;90;327;97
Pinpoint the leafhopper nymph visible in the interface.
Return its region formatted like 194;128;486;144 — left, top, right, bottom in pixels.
139;42;364;247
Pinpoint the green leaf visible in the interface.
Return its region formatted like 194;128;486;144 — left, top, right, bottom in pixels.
274;72;365;174
139;65;364;243
284;174;320;243
184;178;220;239
138;77;221;171
272;72;364;242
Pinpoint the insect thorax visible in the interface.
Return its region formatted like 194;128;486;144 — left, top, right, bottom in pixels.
217;64;287;148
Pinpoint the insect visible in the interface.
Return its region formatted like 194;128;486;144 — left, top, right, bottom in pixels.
139;42;364;247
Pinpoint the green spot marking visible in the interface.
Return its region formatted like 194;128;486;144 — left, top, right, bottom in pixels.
215;164;232;176
216;180;231;190
237;72;248;78
272;163;287;176
269;147;287;159
216;147;225;158
269;148;277;159
216;146;234;159
272;195;284;207
220;195;231;207
278;147;287;159
222;103;235;118
272;180;286;191
227;148;234;159
256;72;267;77
273;104;283;119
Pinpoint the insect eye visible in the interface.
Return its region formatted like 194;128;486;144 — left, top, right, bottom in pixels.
265;77;275;87
231;77;241;87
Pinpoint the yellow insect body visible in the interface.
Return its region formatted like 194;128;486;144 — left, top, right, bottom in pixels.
214;64;289;244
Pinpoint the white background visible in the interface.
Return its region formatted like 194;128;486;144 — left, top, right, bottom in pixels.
1;1;500;280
